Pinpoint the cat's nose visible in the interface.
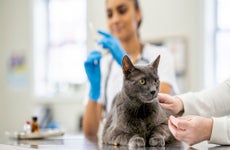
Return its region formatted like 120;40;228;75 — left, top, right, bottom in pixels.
150;86;157;96
150;90;156;96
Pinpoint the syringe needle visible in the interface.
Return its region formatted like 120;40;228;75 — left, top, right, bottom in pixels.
88;22;109;56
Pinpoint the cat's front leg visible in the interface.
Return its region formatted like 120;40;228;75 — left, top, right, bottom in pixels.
104;129;131;146
128;134;145;148
149;124;172;147
106;131;145;148
149;135;165;147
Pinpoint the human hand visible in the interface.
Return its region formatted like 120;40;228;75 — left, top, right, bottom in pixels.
158;93;184;115
168;115;213;146
97;30;126;66
84;51;102;101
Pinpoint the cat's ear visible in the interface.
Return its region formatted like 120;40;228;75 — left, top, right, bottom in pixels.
122;55;135;77
152;55;160;72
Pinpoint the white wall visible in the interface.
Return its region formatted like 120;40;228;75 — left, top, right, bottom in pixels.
140;0;204;91
0;0;34;133
87;0;107;51
0;0;206;133
0;0;4;134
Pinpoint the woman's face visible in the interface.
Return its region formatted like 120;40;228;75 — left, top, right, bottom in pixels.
106;0;141;41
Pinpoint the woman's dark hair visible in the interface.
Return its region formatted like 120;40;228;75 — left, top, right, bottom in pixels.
133;0;142;29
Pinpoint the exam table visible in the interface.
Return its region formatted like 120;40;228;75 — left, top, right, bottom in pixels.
0;133;229;150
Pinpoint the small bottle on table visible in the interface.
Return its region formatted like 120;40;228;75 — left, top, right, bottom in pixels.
23;121;31;134
31;116;39;133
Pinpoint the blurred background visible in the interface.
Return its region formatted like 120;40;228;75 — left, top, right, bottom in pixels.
0;0;230;135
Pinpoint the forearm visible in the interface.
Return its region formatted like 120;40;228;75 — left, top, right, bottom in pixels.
82;100;103;141
178;78;230;117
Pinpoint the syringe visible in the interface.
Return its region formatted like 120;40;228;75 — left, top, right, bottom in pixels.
88;22;109;56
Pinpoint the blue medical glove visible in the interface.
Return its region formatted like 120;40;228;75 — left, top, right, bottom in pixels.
84;51;102;101
98;30;126;67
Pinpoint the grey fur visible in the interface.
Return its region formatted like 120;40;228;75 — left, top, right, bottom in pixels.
102;55;175;148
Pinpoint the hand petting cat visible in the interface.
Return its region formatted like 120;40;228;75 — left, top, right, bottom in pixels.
158;93;184;115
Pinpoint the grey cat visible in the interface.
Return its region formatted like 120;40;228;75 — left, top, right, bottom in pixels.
102;55;175;148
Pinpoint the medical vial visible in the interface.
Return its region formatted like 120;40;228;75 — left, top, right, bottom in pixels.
31;116;39;133
23;121;31;134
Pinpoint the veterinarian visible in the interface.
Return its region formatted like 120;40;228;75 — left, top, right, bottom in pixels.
158;77;230;146
83;0;178;142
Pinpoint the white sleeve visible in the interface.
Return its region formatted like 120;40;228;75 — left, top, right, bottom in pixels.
178;77;230;117
210;116;230;145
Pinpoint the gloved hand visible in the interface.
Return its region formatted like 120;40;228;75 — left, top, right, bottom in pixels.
84;51;102;101
98;30;126;67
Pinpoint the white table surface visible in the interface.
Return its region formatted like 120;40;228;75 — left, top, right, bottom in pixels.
0;133;229;150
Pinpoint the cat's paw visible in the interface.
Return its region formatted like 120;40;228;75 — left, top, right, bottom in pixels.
149;136;165;147
110;134;129;146
148;147;166;150
128;135;145;148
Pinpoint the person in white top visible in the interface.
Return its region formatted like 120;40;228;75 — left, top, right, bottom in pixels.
83;0;178;142
158;77;230;146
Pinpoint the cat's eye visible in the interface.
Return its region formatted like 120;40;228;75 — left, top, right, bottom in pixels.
139;79;146;85
154;79;159;84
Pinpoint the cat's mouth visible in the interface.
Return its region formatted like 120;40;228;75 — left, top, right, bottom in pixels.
142;98;157;104
139;94;158;104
